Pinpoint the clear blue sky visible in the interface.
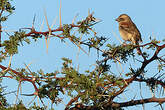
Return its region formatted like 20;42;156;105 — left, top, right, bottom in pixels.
2;0;165;110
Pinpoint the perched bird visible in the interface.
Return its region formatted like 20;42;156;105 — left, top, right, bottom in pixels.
115;14;142;55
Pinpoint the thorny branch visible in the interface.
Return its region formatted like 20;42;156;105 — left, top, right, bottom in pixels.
111;97;165;108
68;97;165;110
111;44;165;99
134;77;165;88
0;64;39;92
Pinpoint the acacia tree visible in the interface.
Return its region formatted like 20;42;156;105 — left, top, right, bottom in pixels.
0;0;165;110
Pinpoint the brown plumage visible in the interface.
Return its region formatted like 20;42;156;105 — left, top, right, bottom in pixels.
116;14;142;55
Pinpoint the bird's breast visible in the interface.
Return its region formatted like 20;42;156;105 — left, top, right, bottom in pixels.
119;28;132;41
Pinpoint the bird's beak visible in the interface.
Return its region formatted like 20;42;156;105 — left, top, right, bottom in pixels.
115;18;119;22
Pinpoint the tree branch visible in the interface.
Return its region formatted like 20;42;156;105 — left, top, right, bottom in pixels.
111;97;165;108
134;77;165;88
110;43;165;100
0;64;39;92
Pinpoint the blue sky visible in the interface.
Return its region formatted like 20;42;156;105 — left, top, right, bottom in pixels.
2;0;165;110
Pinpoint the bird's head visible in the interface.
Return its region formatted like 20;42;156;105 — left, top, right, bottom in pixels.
115;14;131;23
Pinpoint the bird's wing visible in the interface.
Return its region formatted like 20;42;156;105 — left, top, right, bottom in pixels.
120;22;142;42
132;22;142;42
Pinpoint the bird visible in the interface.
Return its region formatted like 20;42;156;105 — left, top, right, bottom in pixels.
115;14;142;55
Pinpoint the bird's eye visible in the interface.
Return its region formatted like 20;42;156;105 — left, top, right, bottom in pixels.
119;18;124;21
